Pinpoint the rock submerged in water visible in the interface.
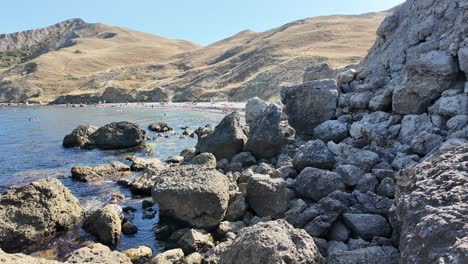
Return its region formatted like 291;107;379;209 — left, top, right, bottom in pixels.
195;112;247;161
0;178;83;252
82;204;123;248
151;164;230;229
63;121;146;150
148;122;173;132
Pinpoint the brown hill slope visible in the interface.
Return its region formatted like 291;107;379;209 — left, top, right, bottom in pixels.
0;11;389;103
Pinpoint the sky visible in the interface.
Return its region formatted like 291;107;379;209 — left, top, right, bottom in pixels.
0;0;405;46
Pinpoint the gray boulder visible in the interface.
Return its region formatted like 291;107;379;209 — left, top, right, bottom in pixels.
342;213;391;241
334;165;365;187
292;167;345;202
0;178;83;252
281;79;338;136
63;124;97;148
231;152;257;167
396;146;467;263
151;165;230;229
246;175;287;218
343;148;380;172
83;204;123;248
211;220;324;264
195;112;247;161
327;246;400;264
409;131;443;156
90;121;146;150
245;104;284;159
313;120;348;143
293;140;336;171
303;63;334;82
245;97;268;124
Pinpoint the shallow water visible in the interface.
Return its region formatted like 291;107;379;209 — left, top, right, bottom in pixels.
0;105;224;257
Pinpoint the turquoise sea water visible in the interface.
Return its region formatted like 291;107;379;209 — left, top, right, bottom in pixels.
0;105;224;258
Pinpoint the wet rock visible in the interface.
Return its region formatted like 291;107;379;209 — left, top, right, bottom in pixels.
313;120;348;143
231;152;257;167
246;175;288;218
342;213;391;241
281;79;339;136
208;220;324;264
396;146;468;263
90;121;146;150
142;199;155;209
63;124;97;148
65;243;132;264
71;161;131;182
152;165;230;229
123;246;152;264
150;248;184;264
0;178;83;252
148;122;173;132
122;221;138;236
292;140;335;171
327;246;400;264
195;112;247;160
177;229;214;254
245;97;268;124
83;204;123;248
292;167;345;202
244;104;284;159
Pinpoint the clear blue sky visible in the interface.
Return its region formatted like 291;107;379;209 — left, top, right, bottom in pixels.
1;0;405;45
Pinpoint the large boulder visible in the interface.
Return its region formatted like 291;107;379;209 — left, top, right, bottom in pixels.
83;204;123;248
0;178;83;252
195;112;247;161
244;104;284;159
152;165;230;229
63;124;98;148
90;121;146;150
0;249;61;264
246;175;288;218
71;161;131;182
245;97;268;124
209;220;324;264
281;79;338;136
395;146;468;263
292;140;336;171
292;167;345;202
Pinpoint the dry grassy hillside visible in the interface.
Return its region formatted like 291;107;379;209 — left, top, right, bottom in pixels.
0;11;389;103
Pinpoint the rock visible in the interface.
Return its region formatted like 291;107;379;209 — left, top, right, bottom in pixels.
123;246;152;264
183;153;217;168
209;220;324;264
65;243;132;264
0;178;83;252
245;97;268;124
281;79;339;136
195;112;247;160
90;121;146;150
447;115;468;132
151;165;230;229
180;148;197;160
128;157;164;171
355;173;379;193
165;155;184;163
292;140;335;171
342;213;391;241
432;94;468;117
393;51;459;114
349;91;373;109
327;246;400;264
142;199;155;209
337;69;356;84
150;249;184;264
0;249;61;263
396;146;467;263
184;253;202;264
217;221;246;236
334;165;365;187
353;191;393;216
148;122;173;132
224;191;247;222
63;124;97;148
327;241;348;255
409;131;443;156
246;175;288;218
71;161;131;182
304;63;334;82
313;120;348;143
192;125;213;138
328;220;351;242
244;104;284;159
177;229;214;254
376;178;396;199
292;167;345;202
122;221;138;236
343;148;380;172
83;204;123;248
231;152;257;167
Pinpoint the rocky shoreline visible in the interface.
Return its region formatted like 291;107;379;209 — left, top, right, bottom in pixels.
1;0;467;263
